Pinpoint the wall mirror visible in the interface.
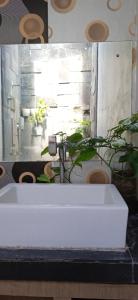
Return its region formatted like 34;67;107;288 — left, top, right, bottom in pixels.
0;41;133;161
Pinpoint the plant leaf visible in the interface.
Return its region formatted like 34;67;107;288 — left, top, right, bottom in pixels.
91;137;107;145
37;174;51;183
75;148;97;164
119;153;130;163
111;139;126;149
131;113;138;122
128;123;138;132
41;146;48;156
51;167;60;174
67;144;78;157
120;150;138;176
118;117;132;126
67;133;83;143
127;151;138;176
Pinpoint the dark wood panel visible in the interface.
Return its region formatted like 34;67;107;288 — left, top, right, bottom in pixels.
0;297;52;300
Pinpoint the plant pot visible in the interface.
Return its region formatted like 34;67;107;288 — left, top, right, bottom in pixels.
32;125;43;136
21;108;30;117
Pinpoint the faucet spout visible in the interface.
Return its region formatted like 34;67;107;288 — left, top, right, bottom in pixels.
48;135;66;183
48;135;57;156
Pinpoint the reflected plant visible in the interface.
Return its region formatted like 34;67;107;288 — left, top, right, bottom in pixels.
74;120;91;137
29;98;48;126
107;113;138;177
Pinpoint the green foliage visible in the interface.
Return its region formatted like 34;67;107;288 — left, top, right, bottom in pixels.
40;113;138;182
41;146;49;156
51;167;60;174
66;132;83;143
111;138;127;149
75;148;97;165
107;114;138;177
74;120;91;136
29;98;47;125
108;113;138;137
119;150;138;177
37;174;52;183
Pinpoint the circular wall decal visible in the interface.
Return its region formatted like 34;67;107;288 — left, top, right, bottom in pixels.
51;0;77;13
25;35;44;44
0;0;10;7
85;169;110;184
44;162;55;179
107;0;123;11
12;162;46;183
128;19;136;37
85;20;109;42
19;14;44;40
48;26;53;39
0;165;5;178
19;172;36;183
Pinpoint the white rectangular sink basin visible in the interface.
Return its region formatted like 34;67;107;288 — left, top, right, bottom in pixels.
0;183;128;250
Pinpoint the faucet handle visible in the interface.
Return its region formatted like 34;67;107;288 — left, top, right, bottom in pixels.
48;135;57;156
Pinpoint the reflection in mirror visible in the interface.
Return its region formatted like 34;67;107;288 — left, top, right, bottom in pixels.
0;41;133;161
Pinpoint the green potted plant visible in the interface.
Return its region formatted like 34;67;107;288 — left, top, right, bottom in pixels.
29;98;47;136
106;113;138;204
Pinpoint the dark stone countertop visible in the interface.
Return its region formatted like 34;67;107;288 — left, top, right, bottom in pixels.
0;213;138;283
